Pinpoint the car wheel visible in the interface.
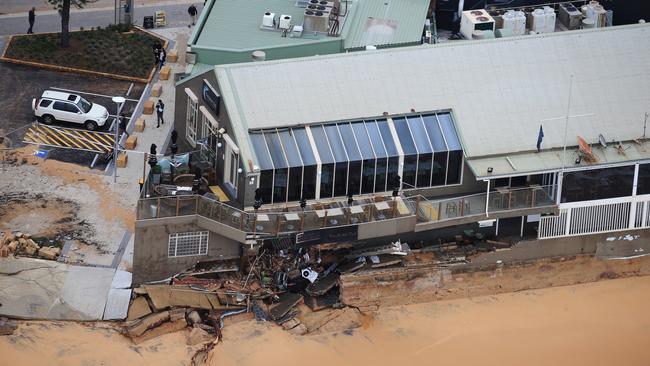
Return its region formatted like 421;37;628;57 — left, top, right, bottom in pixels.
84;120;98;131
42;115;55;125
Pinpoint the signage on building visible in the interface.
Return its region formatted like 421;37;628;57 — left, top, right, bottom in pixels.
202;80;220;116
296;226;359;246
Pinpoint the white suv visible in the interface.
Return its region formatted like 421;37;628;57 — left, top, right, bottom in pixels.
32;90;109;131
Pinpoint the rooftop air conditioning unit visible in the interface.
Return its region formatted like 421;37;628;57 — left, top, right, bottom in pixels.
279;14;292;29
558;3;582;30
262;12;276;28
460;9;495;40
291;25;304;38
303;10;329;33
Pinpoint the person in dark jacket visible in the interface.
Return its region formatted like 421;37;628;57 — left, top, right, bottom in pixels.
153;41;161;66
118;113;129;138
28;7;35;34
156;100;165;127
188;4;198;26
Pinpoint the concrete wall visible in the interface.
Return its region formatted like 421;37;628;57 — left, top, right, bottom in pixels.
340;229;650;311
174;69;249;208
192;40;344;65
133;216;241;284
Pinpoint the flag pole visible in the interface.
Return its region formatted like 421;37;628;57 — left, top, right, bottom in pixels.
556;74;574;205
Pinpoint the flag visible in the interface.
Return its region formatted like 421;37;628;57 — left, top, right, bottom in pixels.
536;125;544;152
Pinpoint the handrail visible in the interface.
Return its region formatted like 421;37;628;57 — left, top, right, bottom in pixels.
136;184;557;235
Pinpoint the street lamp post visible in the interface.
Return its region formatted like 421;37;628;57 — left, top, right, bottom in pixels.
112;96;126;183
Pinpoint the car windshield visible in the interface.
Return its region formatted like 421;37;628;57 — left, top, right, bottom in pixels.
76;97;92;113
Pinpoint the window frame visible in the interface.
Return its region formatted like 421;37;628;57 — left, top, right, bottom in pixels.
168;231;209;258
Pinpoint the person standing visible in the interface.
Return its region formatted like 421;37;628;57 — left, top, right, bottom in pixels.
158;47;166;70
156;100;165;128
28;7;35;34
188;4;198;26
118;113;129;138
153;41;161;66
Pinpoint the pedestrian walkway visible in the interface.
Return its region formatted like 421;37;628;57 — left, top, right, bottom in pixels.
111;26;190;200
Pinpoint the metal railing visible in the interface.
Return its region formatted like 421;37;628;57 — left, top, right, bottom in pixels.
137;185;557;236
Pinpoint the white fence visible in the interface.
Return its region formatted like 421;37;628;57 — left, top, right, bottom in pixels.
539;195;650;239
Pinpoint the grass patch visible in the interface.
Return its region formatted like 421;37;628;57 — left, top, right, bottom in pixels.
4;25;161;79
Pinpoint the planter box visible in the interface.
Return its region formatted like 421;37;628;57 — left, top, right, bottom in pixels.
125;135;138;150
143;100;154;115
160;66;171;80
135;117;146;132
151;83;163;97
117;152;128;167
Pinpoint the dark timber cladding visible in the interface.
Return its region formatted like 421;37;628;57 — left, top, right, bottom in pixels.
249;112;464;204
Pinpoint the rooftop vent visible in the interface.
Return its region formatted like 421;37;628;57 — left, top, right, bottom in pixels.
310;0;319;3
279;14;292;29
476;16;490;22
262;12;276;28
470;10;484;16
303;8;329;32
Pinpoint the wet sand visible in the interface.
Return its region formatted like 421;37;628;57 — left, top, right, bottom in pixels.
2;276;650;366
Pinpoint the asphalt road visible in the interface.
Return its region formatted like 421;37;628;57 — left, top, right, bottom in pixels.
0;2;203;36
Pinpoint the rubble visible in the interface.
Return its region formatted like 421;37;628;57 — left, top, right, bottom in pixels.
186;326;212;346
126;297;152;321
0;231;61;261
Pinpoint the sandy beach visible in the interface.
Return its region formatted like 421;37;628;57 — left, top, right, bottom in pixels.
2;275;650;366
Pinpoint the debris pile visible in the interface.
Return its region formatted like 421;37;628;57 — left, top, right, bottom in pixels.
0;231;61;260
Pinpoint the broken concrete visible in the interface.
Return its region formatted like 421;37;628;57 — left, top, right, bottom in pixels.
0;317;18;335
131;319;187;344
186;326;212;346
0;257;115;320
141;285;245;311
126;297;152;321
269;293;303;320
125;311;170;338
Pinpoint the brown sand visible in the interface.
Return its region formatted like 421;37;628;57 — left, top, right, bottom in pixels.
11;146;135;230
2;276;650;366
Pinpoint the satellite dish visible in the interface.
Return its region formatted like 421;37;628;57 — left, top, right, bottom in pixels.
598;133;607;148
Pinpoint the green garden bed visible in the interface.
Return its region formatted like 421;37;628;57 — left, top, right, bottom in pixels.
4;25;162;79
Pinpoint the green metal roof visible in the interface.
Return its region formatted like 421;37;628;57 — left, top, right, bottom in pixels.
342;0;430;50
175;62;215;87
194;0;337;52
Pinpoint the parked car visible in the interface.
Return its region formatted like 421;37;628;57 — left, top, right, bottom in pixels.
32;90;109;131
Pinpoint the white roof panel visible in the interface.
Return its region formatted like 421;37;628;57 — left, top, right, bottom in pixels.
217;24;650;158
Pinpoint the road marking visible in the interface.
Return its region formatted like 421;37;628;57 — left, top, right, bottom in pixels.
49;87;138;102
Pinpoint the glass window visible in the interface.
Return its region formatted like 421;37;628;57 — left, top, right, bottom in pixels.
278;129;303;167
310;125;334;164
361;159;375;194
338;123;362;195
438;113;462;151
407;116;433;154
287;166;302;201
249;132;274;170
352;122;375;159
324;124;349;197
293;128;316;166
394;118;417;187
53;101;66;111
366;121;387;158
432;151;448;186
387;156;400;191
422;114;447;151
561;165;634;203
338;123;361;161
325;124;348;162
259;170;273;204
393;117;417;155
377;119;398;157
264;131;288;169
65;103;80;113
302;165;317;200
309;126;334;198
447;150;462;185
407;116;433;187
39;99;53;108
375;158;388;192
273;168;288;203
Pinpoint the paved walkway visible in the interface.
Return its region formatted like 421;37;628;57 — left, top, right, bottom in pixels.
0;1;204;36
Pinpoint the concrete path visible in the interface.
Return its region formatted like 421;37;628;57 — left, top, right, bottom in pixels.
0;1;204;36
